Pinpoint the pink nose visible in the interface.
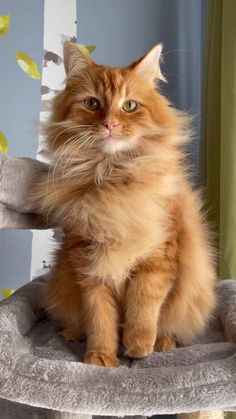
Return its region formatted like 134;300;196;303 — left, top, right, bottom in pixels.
103;121;119;131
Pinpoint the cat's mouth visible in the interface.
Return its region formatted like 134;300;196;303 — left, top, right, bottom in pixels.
100;134;130;154
106;136;122;143
104;132;122;141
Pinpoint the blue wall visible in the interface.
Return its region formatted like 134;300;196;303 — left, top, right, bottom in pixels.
0;0;44;290
0;0;43;157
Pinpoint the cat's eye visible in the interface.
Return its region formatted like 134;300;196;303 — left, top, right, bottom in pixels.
84;97;100;111
122;100;137;113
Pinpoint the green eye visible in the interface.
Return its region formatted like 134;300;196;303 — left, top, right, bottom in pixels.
84;97;100;111
122;100;137;113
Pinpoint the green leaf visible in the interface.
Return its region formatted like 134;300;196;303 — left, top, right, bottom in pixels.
78;45;96;55
0;15;10;36
0;131;8;153
1;288;14;299
16;50;41;79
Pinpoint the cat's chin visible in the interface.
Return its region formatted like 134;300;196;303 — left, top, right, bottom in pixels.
100;136;135;155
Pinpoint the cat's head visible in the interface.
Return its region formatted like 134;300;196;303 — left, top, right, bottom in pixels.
47;42;184;159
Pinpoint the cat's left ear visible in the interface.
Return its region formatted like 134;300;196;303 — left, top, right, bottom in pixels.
133;44;167;84
63;41;91;76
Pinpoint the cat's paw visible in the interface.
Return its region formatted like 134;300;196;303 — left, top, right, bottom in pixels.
124;344;153;359
154;336;176;352
83;351;119;367
123;328;154;359
60;327;85;342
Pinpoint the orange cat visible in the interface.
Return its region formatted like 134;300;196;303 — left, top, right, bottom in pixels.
35;42;216;367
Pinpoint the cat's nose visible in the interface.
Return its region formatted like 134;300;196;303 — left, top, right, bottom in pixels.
103;121;119;132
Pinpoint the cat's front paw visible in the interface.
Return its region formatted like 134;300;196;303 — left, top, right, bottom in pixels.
83;351;119;367
123;328;154;359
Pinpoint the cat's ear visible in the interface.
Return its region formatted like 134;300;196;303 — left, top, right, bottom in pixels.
133;44;166;84
63;42;91;76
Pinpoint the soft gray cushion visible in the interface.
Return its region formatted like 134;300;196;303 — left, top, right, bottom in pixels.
0;155;49;229
0;276;235;416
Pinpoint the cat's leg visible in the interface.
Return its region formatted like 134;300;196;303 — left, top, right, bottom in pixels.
43;254;85;343
154;335;176;352
82;283;119;367
123;260;175;359
158;193;216;346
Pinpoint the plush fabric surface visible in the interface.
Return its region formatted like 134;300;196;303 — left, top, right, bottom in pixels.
0;155;49;229
0;275;236;416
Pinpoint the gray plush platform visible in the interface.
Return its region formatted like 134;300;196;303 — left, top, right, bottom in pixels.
0;155;49;229
0;275;236;416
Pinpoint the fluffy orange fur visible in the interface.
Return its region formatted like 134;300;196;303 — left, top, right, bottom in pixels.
35;42;216;367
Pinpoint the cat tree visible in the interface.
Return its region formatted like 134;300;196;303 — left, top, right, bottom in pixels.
0;155;236;419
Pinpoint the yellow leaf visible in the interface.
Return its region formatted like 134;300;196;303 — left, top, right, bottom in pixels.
0;15;10;36
0;131;8;153
78;45;96;55
15;50;41;79
1;288;14;299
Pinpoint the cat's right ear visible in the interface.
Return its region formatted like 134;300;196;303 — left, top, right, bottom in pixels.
63;42;91;76
131;44;167;84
